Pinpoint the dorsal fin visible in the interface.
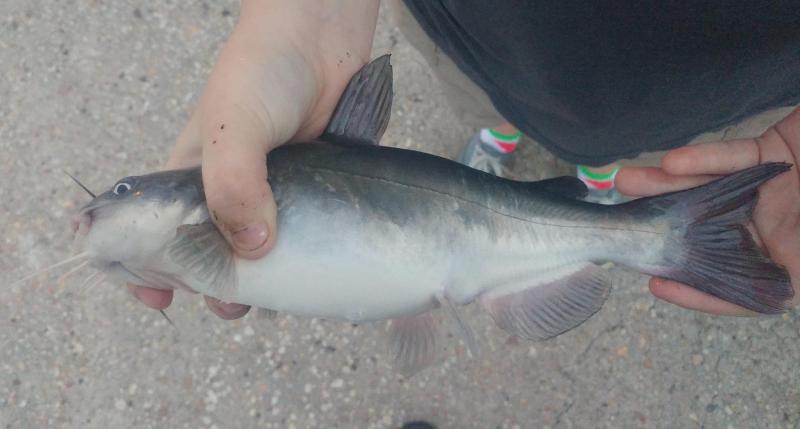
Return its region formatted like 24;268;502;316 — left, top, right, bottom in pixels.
320;54;393;146
526;176;588;199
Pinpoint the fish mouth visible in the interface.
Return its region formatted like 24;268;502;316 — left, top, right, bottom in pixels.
71;213;92;238
78;199;116;216
72;200;119;237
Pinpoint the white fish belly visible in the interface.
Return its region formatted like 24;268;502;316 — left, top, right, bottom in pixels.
231;207;450;322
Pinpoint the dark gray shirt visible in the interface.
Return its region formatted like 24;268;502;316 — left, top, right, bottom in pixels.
404;0;800;165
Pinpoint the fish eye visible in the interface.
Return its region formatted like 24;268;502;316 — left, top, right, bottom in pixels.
113;182;132;195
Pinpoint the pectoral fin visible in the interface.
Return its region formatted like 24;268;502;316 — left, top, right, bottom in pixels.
166;222;238;301
439;293;479;358
255;307;278;320
480;263;611;341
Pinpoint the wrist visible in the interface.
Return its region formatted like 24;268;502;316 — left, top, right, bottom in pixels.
201;28;318;150
234;0;378;139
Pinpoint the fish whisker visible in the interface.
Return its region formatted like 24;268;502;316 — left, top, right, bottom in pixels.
80;273;107;296
12;251;91;286
54;260;91;296
57;260;90;286
160;310;176;329
79;271;101;292
63;170;96;198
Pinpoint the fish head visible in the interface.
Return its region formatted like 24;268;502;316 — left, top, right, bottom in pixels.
73;167;208;267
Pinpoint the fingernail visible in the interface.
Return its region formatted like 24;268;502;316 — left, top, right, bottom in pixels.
206;297;250;320
231;223;269;251
128;284;173;309
216;301;247;314
128;283;145;299
128;285;142;301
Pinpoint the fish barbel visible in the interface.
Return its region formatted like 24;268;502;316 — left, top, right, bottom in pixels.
71;55;793;373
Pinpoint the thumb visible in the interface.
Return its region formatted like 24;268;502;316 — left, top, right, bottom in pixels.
201;118;278;259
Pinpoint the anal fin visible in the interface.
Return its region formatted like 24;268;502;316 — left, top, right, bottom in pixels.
387;312;438;376
480;263;611;341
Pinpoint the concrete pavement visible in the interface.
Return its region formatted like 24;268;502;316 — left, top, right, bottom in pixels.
1;1;798;428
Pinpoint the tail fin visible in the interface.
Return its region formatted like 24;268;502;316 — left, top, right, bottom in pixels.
628;162;794;314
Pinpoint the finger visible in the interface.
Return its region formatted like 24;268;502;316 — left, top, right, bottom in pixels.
648;278;756;317
128;284;174;310
165;121;203;170
204;296;251;320
774;107;800;158
615;166;715;197
201;117;278;259
661;139;761;175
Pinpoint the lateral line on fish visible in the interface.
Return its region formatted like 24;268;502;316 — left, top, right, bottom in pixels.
309;166;665;236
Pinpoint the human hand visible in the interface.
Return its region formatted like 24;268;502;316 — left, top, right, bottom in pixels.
616;107;800;316
129;0;378;319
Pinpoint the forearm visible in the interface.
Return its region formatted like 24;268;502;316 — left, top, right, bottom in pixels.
238;0;379;65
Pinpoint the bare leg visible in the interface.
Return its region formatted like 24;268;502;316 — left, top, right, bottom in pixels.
492;122;518;136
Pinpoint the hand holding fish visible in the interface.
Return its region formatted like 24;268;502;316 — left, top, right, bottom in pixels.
127;0;379;319
617;107;800;315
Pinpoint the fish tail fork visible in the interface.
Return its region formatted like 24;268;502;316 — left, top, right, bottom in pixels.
626;162;794;314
